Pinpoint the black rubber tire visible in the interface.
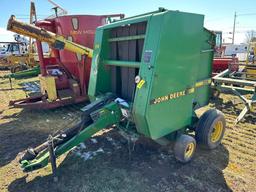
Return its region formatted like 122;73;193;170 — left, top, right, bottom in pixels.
12;66;22;73
174;134;196;163
195;109;226;150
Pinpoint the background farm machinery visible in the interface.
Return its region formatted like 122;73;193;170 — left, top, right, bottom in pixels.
7;13;124;109
6;10;255;113
212;63;256;124
212;31;240;75
16;9;227;179
0;34;38;73
0;1;40;78
211;32;256;123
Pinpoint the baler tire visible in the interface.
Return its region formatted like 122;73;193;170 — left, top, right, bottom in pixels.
195;109;226;150
174;134;196;163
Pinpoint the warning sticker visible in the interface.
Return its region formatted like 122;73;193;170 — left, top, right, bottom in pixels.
137;79;145;89
144;50;152;63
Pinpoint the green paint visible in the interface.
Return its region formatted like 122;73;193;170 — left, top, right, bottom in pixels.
104;60;140;68
108;34;145;42
2;65;40;79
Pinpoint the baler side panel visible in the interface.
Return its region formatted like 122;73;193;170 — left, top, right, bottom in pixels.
146;12;205;139
88;29;113;100
133;14;165;137
195;29;215;106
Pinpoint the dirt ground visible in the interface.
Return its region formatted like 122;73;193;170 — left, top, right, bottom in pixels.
0;70;255;192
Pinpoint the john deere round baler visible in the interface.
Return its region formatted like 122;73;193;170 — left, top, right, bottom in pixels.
19;8;226;174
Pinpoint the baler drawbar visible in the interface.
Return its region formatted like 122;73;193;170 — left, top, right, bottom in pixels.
20;93;122;172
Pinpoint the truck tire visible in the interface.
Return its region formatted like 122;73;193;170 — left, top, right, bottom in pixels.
174;134;196;163
195;109;226;149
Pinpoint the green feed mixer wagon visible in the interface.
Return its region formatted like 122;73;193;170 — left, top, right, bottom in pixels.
19;8;226;174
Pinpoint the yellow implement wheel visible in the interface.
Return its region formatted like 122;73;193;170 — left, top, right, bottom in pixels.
174;134;196;163
185;143;195;159
211;121;223;143
196;109;226;149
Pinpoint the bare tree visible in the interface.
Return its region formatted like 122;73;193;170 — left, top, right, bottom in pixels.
245;30;256;43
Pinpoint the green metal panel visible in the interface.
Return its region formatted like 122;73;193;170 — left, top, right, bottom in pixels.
132;13;165;137
134;11;207;139
194;28;215;107
88;29;112;100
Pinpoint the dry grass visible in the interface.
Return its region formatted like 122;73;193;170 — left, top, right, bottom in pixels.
0;70;255;192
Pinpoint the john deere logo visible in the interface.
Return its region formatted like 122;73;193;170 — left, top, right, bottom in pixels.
149;79;210;105
151;91;186;105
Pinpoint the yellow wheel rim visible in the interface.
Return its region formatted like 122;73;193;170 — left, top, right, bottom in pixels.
211;121;223;143
185;143;195;158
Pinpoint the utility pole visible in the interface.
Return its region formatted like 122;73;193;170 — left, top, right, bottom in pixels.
232;12;237;44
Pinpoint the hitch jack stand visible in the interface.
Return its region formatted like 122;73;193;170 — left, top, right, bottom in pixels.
9;77;12;89
48;135;58;182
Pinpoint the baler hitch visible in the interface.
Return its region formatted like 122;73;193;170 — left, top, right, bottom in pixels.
20;94;122;172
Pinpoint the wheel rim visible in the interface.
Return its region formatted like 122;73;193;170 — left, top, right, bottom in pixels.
185;143;195;158
211;121;223;143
